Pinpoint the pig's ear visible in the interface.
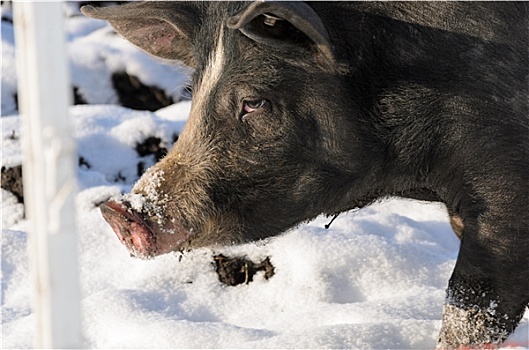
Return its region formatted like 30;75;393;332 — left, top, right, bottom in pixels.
227;1;337;72
81;3;197;67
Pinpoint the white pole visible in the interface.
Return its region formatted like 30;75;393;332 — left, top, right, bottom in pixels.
13;1;83;348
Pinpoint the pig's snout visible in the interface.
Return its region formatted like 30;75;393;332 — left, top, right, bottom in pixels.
100;200;187;259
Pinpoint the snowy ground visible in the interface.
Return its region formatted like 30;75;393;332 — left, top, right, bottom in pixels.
2;3;528;349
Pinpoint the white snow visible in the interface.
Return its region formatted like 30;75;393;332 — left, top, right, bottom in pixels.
1;3;528;349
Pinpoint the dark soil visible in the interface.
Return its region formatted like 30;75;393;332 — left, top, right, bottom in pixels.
135;136;168;160
135;136;169;177
73;86;87;105
1;165;24;204
214;254;275;286
112;72;174;112
79;156;91;169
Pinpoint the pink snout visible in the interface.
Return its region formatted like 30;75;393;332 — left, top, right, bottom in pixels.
100;200;187;258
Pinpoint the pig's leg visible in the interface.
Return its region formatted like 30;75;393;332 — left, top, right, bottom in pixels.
437;216;529;348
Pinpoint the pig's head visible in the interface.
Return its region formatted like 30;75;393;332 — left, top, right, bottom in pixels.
82;1;367;258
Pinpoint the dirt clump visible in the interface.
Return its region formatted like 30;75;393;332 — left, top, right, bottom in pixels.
1;165;24;204
112;72;174;112
214;254;275;286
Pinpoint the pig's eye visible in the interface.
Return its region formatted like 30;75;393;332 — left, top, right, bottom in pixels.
240;98;269;120
244;99;267;112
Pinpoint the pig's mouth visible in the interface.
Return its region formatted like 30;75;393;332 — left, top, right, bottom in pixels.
100;200;189;259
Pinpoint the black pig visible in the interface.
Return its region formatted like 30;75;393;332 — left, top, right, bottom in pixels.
81;2;528;348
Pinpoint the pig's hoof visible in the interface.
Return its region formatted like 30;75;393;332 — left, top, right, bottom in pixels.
100;200;157;258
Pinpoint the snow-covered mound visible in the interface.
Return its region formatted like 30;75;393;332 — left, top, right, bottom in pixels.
1;2;527;349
